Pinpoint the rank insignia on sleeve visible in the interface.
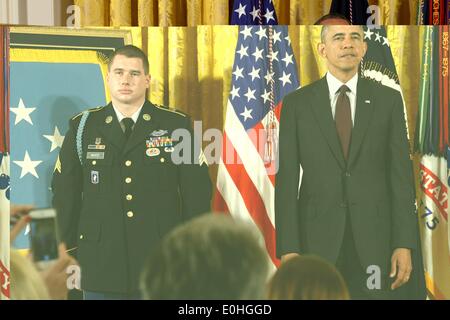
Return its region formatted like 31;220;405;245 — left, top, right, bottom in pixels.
54;155;62;174
199;149;208;167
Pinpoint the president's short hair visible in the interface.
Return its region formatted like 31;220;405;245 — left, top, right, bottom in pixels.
314;13;351;25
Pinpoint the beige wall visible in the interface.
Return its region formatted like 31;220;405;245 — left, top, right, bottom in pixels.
0;0;73;25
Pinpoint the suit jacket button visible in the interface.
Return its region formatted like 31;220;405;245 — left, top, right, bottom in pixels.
125;177;132;184
79;235;84;240
125;160;132;167
127;211;134;218
92;161;97;165
160;157;165;163
126;194;133;201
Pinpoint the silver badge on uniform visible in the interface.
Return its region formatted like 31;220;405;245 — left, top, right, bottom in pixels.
91;171;99;184
151;130;168;137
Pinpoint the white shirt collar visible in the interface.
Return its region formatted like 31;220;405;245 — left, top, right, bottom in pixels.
326;71;358;97
112;103;144;123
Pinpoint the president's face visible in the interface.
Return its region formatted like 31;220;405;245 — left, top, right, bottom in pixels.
318;25;367;75
107;54;150;107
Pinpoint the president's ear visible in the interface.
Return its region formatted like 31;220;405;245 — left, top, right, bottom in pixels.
317;42;326;58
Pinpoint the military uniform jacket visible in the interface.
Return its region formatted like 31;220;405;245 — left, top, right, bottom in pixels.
52;101;212;294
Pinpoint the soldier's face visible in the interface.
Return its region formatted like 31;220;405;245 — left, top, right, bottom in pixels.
107;54;150;107
318;25;367;76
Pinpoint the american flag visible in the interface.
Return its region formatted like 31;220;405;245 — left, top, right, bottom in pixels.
231;0;278;25
416;26;450;299
213;25;299;267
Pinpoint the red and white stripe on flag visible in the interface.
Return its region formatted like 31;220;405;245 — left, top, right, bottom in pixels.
0;154;10;300
213;26;300;268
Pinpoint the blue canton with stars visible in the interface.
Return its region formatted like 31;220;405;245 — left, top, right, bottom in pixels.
231;0;278;25
362;26;399;85
230;25;299;131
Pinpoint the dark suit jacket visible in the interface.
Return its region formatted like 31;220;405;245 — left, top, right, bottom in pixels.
275;76;419;281
52;101;212;294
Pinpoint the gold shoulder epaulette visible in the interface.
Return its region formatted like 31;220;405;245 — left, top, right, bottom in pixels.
71;106;106;120
154;104;187;117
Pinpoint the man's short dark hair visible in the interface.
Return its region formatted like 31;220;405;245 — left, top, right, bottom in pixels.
320;24;365;44
108;45;149;75
140;213;270;300
314;13;351;25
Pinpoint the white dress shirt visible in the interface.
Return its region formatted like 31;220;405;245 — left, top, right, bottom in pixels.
326;71;358;127
112;104;143;131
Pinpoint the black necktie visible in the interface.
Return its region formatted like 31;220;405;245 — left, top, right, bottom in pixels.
122;118;134;140
335;85;352;160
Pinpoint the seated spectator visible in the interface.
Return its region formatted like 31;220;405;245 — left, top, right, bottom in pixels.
140;213;270;300
267;255;350;300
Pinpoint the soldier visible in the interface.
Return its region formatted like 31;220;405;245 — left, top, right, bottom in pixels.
52;45;212;299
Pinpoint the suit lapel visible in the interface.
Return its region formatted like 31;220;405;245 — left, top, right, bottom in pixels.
311;77;346;169
98;103;126;152
123;101;159;155
348;78;374;168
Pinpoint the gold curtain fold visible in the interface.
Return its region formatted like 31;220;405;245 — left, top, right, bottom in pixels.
76;0;418;26
110;0;132;26
119;26;421;183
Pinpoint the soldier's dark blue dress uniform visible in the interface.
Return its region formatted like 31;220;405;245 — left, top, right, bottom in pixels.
52;100;212;295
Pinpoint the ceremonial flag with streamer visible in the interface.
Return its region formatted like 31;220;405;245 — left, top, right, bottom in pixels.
416;0;449;25
416;26;450;299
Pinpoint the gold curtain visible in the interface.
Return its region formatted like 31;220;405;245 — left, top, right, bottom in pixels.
74;0;232;26
119;26;421;182
75;0;418;26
